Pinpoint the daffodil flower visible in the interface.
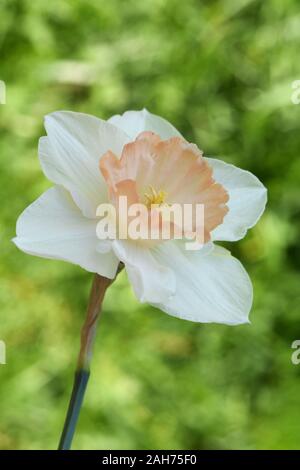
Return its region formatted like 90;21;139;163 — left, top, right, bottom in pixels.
14;109;267;325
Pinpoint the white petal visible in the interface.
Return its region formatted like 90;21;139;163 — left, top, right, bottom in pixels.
206;158;267;241
40;111;130;217
151;241;253;325
112;240;176;303
108;108;182;140
13;186;119;278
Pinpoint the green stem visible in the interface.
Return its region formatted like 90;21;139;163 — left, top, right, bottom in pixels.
58;267;122;450
58;369;90;450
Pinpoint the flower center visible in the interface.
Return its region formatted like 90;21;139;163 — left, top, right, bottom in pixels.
143;185;167;209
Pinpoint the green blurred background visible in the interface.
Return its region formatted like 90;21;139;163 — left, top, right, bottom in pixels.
1;0;300;450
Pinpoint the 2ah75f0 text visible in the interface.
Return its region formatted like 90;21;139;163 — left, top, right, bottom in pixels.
102;454;197;466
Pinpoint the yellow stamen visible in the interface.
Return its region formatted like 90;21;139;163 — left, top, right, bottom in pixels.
144;185;167;208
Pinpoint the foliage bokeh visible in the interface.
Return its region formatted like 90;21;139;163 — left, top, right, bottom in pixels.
0;0;300;449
